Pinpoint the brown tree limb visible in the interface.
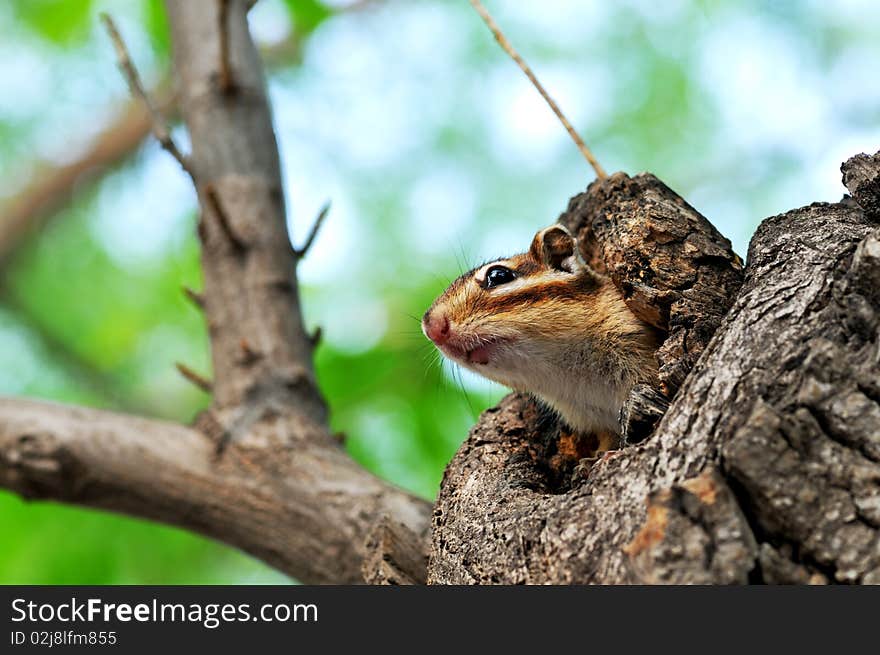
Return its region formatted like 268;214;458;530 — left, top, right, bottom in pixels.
163;0;317;412
0;397;430;584
362;518;428;585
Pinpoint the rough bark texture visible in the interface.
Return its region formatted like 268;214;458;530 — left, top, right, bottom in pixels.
843;151;880;220
429;158;880;584
560;172;744;398
362;518;428;585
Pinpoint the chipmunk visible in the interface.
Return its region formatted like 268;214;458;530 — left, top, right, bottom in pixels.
422;225;660;448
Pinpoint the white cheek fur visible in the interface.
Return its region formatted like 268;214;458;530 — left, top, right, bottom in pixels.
457;337;629;435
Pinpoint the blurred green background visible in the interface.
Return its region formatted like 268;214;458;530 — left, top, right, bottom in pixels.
0;0;877;583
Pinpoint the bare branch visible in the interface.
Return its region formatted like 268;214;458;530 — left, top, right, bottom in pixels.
468;0;607;179
100;14;195;179
175;362;213;393
1;4;374;271
181;285;205;310
294;201;331;259
0;397;431;583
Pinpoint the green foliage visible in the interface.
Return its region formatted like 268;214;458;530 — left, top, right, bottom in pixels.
6;168;209;420
10;0;95;45
142;0;170;61
283;0;333;35
0;494;287;584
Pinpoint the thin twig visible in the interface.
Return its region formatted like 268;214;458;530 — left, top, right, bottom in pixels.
468;0;607;179
100;14;195;179
310;326;323;348
218;0;234;93
175;362;213;393
182;286;205;310
294;201;331;258
203;184;245;251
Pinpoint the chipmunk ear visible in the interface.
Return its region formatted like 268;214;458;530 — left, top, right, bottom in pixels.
530;225;587;273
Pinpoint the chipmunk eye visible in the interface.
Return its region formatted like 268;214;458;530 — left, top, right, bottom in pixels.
485;265;516;288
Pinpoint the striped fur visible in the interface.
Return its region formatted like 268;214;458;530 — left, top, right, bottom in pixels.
423;226;659;436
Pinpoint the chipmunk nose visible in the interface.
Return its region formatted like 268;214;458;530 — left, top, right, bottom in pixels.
422;312;450;345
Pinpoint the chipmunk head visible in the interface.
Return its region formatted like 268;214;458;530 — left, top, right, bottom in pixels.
422;224;658;435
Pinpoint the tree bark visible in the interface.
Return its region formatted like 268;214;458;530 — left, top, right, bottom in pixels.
429;155;880;584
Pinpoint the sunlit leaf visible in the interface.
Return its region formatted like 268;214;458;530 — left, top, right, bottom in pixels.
282;0;333;34
10;0;95;45
143;0;170;60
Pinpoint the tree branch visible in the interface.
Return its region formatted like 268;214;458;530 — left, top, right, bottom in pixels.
362;517;428;585
164;0;319;414
202;183;246;252
175;362;213;393
0;397;430;584
217;0;234;93
182;285;205;310
468;0;606;179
